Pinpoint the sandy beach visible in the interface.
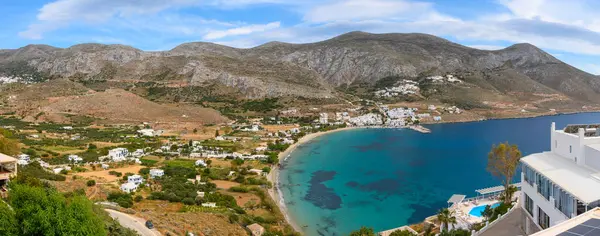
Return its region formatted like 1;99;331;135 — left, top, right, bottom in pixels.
266;126;362;233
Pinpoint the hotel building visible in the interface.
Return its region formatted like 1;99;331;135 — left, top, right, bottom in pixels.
520;122;600;234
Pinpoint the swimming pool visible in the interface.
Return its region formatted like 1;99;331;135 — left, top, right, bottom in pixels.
469;202;501;217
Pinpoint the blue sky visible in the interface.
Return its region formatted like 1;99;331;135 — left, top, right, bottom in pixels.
2;0;600;75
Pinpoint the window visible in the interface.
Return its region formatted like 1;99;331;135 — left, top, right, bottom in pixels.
555;140;557;148
538;207;550;229
525;194;534;216
524;165;535;186
570;145;572;153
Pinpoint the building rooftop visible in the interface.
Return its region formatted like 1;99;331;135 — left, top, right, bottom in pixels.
0;153;17;163
532;208;600;235
522;152;600;204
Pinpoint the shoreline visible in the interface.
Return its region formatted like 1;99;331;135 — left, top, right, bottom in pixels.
265;110;600;234
266;126;362;233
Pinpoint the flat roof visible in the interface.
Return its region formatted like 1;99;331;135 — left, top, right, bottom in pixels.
586;143;600;152
532;208;600;235
0;153;17;163
448;194;466;204
475;183;521;195
522;152;600;204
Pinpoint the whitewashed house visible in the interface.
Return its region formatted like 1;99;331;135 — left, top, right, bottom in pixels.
149;169;164;179
131;149;145;158
520;123;600;233
101;164;109;169
215;136;225;141
255;146;268;152
282;138;295;145
201;202;217;208
68;154;83;163
195;160;207;167
17;154;30;162
137;129;156;137
120;182;138;193
127;174;144;185
108;148;129;162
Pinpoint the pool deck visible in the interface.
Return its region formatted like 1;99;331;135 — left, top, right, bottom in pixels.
453;198;501;226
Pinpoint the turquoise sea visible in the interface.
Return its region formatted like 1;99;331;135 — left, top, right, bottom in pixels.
278;113;600;236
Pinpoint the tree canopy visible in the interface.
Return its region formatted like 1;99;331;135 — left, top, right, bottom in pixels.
0;135;20;156
487;142;522;204
8;182;107;236
349;226;376;236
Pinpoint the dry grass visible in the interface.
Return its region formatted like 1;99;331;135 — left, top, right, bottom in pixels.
262;124;299;133
219;190;262;208
39;89;229;124
133;200;247;236
213;180;240;189
90;141;126;148
74;165;144;183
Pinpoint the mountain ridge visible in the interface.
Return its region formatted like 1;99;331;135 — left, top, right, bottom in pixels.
1;31;599;103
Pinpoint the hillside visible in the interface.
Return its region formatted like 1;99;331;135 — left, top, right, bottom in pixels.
37;89;229;124
1;31;600;115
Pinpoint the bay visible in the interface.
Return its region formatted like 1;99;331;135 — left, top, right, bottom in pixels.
279;112;600;235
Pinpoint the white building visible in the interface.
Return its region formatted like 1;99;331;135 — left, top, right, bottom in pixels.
319;113;329;124
68;154;83;163
108;148;129;162
120;182;138;193
242;124;260;132
17;154;30;162
137;129;156;137
201;202;217;208
195;160;207;167
149;169;164;179
520;123;600;234
255;146;268;152
127;174;144;185
131;149;145;158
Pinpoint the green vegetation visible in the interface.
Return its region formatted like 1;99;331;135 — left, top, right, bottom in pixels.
487;142;522;204
163;159;196;169
241;98;282;112
87;180;96;187
107;192;134;208
0;133;19;155
389;229;416;236
436;208;457;232
18;162;66;181
4;182;106;236
349;226;376;236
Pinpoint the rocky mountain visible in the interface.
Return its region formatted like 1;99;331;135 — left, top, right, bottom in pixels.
1;31;600;103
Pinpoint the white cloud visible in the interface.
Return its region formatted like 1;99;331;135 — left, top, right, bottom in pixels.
467;45;506;50
303;0;435;23
203;22;281;40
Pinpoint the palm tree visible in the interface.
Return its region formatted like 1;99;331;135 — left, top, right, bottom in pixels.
437;208;457;232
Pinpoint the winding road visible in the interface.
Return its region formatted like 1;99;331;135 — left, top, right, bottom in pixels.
105;209;160;236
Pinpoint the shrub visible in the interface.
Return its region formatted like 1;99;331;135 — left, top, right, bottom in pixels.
229;186;249;193
134;195;143;202
139;168;150;175
86;180;96;186
107;192;134;208
182;198;195;205
108;171;122;177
